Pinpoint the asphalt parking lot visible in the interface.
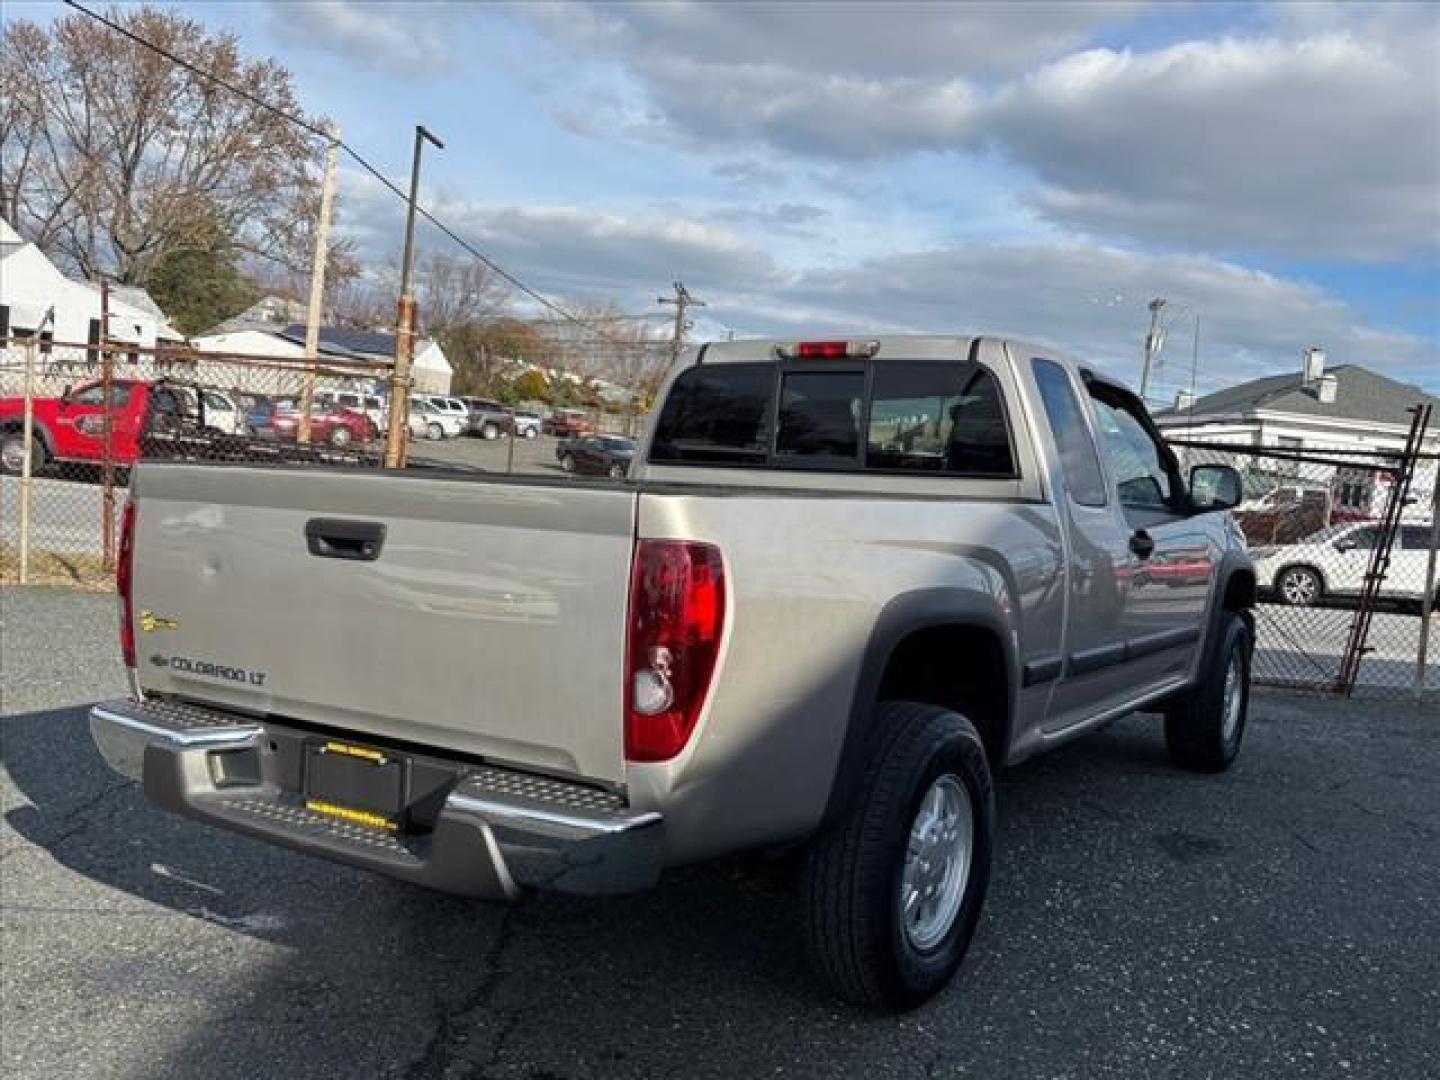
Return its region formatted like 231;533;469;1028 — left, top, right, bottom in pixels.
3;585;1437;1080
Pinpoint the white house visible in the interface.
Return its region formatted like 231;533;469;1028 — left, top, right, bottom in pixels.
0;216;181;363
1156;348;1439;520
192;300;453;395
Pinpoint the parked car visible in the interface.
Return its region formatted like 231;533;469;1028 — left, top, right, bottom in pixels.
194;388;246;436
408;399;462;440
237;393;277;437
410;398;466;439
92;333;1255;1010
271;402;377;448
511;410;542;438
542;408;593;436
1251;521;1437;606
318;390;388;434
2;378;175;473
556;434;636;477
461;397;514;440
417;396;469;430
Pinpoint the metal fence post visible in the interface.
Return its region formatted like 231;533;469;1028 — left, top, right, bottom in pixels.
1416;474;1440;700
17;336;37;584
100;282;117;572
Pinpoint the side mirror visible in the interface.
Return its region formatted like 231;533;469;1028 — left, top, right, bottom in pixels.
1189;464;1242;511
1335;540;1356;553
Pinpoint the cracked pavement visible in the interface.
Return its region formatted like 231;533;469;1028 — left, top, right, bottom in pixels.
3;586;1439;1079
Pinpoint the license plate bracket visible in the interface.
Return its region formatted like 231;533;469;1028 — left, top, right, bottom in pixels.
303;741;404;830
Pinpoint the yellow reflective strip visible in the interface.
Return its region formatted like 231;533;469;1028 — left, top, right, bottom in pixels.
305;799;397;831
323;741;386;764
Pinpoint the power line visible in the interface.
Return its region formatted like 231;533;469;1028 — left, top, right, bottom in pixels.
58;0;667;352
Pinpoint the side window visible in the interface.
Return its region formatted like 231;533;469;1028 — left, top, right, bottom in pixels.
1401;525;1433;551
1089;397;1174;510
70;384;132;408
866;362;1015;475
1031;359;1107;507
650;363;774;465
776;370;864;460
1346;527;1379;550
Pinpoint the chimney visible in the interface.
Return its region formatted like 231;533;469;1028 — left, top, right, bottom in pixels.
1175;389;1194;411
1302;346;1326;385
1318;373;1338;405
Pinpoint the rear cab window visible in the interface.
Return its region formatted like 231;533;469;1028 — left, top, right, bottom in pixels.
650;359;1016;477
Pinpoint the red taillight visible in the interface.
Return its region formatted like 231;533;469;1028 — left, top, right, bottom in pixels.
117;500;137;668
625;540;726;763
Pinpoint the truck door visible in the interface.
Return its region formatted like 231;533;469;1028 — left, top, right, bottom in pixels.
1084;381;1210;694
54;382;134;462
1028;358;1136;732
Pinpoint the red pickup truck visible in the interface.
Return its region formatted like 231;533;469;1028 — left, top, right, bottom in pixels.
0;378;160;473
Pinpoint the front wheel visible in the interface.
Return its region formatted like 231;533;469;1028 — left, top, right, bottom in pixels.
427;422;443;441
481;422;501;441
608;462;627;479
328;426;353;448
1;431;47;475
800;701;993;1010
1276;566;1322;606
1164;612;1252;772
559;453;576;473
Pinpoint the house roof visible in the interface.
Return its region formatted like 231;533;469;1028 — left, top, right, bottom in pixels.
1158;364;1440;429
203;295;307;336
276;323;401;360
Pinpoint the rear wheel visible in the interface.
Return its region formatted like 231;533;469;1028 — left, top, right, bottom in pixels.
560;453;576;473
427;422;444;441
328;425;353;448
800;701;993;1010
1276;565;1322;606
1;430;46;475
608;462;627;479
1164;613;1252;772
481;422;501;441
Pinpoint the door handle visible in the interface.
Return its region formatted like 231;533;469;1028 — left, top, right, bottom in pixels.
305;518;386;561
1129;529;1155;560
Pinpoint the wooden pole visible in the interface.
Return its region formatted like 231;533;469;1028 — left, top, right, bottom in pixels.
298;126;340;445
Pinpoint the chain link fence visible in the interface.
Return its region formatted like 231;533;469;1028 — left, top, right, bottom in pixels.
1171;429;1438;699
1;339;391;587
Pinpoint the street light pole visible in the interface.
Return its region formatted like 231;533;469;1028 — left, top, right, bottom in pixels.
1139;296;1166;402
384;124;444;469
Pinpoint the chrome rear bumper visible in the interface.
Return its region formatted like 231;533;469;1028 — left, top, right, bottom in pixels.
89;698;662;900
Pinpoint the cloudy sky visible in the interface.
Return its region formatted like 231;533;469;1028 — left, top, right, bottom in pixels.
29;1;1440;396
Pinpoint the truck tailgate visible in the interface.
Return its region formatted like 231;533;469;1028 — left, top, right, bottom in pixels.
129;464;636;784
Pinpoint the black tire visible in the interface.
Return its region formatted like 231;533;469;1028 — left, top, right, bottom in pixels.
608;462;627;479
328;425;353;448
1164;612;1252;773
1;430;46;475
560;453;576;473
427;422;444;441
1275;565;1323;607
800;701;994;1010
481;422;501;441
523;426;538;439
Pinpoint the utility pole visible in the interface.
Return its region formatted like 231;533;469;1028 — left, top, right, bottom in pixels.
384;124;444;469
298;125;340;445
658;281;705;367
1139;296;1166;402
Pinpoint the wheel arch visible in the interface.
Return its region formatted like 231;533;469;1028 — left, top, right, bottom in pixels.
821;589;1017;827
1;417;55;457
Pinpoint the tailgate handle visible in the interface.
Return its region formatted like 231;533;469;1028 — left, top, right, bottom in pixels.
305;518;386;561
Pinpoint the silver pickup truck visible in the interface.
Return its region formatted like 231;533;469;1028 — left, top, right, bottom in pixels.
91;335;1254;1009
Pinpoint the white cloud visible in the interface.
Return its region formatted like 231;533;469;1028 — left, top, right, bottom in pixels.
338;172;1435;389
516;2;1440;260
263;1;464;76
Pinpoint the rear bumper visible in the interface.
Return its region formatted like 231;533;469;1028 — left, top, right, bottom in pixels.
89;698;662;901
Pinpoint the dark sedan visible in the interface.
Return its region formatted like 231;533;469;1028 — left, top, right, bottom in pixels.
556;435;635;478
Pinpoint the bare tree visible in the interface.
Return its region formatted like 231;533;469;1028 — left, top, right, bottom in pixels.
2;6;333;285
415;253;510;335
